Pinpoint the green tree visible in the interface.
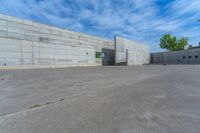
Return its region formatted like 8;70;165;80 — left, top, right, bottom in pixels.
160;34;188;51
177;37;188;50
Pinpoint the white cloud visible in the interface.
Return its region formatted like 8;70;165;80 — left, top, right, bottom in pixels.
0;0;199;52
170;0;200;15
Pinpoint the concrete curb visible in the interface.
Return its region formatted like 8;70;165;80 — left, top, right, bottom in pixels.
0;64;101;70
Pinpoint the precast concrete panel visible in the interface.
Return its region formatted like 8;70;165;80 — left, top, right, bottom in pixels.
0;14;118;68
128;51;137;65
188;49;200;64
165;52;178;64
0;19;7;26
176;50;188;64
115;36;149;65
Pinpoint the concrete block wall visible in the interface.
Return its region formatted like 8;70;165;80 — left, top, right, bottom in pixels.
150;52;164;64
115;36;150;65
0;14;113;67
151;49;200;64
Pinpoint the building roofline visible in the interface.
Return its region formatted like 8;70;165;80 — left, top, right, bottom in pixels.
0;12;113;43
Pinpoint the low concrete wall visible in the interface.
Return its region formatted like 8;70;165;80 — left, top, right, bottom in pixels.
151;49;200;64
0;64;101;70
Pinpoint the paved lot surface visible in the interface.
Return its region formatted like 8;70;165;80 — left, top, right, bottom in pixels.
0;65;200;133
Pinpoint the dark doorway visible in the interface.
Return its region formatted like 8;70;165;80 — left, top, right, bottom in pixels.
102;48;115;66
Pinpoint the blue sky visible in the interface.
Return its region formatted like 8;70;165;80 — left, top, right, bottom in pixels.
0;0;199;52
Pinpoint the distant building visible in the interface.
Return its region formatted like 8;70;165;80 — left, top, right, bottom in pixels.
188;44;200;50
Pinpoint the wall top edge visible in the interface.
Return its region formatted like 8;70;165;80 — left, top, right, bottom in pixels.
151;48;200;54
0;13;113;43
115;36;149;48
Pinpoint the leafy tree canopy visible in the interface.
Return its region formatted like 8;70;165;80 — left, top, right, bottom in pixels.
160;34;188;51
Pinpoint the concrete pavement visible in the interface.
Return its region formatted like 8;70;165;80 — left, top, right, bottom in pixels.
0;65;200;133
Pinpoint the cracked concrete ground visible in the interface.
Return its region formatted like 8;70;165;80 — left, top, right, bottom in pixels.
0;65;200;133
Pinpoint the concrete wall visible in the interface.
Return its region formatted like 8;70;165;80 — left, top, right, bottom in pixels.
115;36;150;65
151;49;200;64
0;14;151;68
0;14;113;67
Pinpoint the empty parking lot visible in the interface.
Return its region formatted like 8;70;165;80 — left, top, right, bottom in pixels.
0;65;200;133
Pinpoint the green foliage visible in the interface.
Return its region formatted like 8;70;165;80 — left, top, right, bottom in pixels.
160;34;177;51
160;34;188;51
96;52;102;58
177;37;188;50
